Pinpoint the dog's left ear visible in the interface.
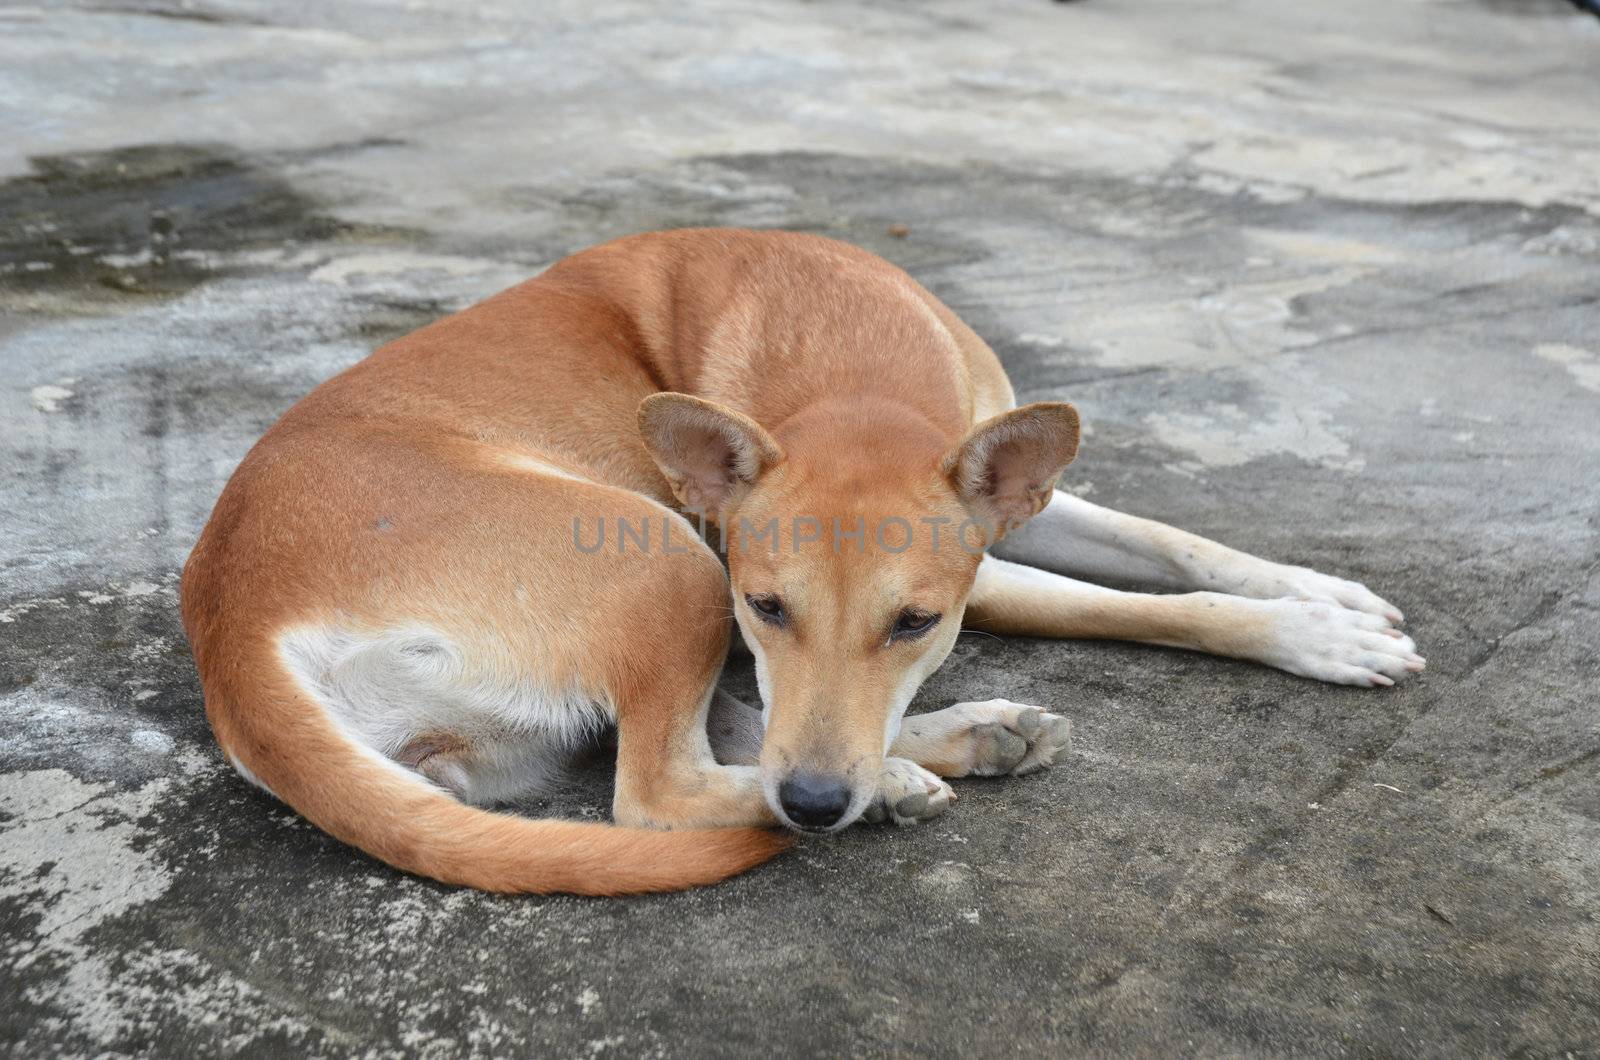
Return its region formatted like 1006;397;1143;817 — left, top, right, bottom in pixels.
943;402;1079;540
639;393;785;517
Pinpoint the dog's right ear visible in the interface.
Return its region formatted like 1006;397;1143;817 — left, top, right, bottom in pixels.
638;393;784;517
942;401;1079;541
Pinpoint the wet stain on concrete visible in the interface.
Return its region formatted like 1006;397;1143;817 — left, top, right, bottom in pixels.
0;143;410;305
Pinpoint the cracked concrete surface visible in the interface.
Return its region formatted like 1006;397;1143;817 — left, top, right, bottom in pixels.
3;0;1599;1055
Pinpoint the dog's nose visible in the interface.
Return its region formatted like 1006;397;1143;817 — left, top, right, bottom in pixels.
777;773;852;829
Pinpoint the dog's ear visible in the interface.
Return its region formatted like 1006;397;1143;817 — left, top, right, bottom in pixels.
943;402;1079;540
639;393;784;516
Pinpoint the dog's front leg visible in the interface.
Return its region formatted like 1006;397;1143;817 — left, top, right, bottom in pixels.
614;685;778;831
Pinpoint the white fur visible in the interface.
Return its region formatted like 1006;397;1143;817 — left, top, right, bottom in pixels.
277;624;613;806
1239;597;1420;686
228;753;276;798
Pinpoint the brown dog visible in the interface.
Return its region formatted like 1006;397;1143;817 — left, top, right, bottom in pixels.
181;229;1422;895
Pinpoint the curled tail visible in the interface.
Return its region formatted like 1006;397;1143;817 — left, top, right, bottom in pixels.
203;640;790;896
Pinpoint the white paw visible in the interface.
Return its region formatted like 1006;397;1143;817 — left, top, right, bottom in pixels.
862;758;954;827
948;699;1073;776
1256;598;1426;687
1245;563;1405;626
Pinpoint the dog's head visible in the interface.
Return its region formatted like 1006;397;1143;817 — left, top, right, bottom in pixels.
640;393;1078;831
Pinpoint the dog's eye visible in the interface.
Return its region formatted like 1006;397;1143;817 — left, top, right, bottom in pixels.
746;594;786;625
891;609;940;641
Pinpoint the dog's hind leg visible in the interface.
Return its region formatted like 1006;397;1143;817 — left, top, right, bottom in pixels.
965;555;1424;687
992;490;1407;625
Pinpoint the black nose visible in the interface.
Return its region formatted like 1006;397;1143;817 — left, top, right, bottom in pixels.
778;773;852;829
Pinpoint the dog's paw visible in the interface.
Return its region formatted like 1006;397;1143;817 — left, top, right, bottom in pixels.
1256;598;1425;687
862;758;954;827
944;699;1072;777
1244;562;1404;626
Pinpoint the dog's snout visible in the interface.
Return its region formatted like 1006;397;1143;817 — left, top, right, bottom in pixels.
777;772;852;829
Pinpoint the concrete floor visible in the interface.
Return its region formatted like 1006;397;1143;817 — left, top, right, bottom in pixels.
3;0;1599;1055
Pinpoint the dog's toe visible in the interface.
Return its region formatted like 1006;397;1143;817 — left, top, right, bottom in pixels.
1014;713;1073;775
972;721;1029;775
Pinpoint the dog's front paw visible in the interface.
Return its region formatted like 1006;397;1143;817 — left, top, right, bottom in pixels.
943;699;1073;777
862;758;953;827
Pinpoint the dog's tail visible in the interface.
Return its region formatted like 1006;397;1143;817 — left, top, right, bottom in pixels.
201;638;790;896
